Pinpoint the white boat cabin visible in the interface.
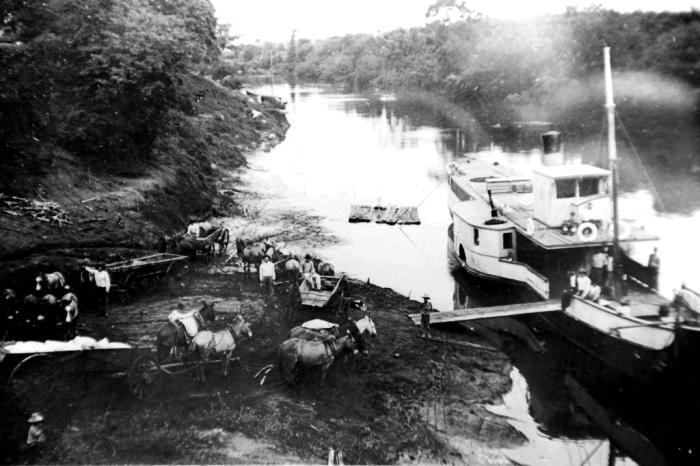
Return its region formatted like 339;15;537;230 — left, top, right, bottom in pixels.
451;199;550;299
532;164;611;228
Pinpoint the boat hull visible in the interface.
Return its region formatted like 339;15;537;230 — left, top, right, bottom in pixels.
543;299;700;386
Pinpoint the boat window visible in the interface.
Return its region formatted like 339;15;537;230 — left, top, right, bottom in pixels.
555;179;577;198
579;177;599;196
473;228;480;245
503;232;513;249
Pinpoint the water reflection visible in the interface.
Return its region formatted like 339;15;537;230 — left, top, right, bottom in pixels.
450;269;700;465
247;82;700;464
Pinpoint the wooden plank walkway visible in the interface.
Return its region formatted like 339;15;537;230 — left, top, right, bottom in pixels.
349;205;420;224
408;300;561;325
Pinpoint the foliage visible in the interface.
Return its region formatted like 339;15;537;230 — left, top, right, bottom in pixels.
0;0;218;162
233;7;700;123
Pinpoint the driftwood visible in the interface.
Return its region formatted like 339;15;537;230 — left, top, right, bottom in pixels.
0;194;72;226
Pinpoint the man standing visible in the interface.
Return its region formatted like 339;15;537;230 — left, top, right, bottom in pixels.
590;248;607;286
94;263;111;317
259;256;276;298
420;294;433;338
648;247;660;291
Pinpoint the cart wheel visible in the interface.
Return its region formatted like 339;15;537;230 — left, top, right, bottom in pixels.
128;355;159;399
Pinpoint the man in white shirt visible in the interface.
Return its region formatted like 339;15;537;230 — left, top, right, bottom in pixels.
575;270;601;301
259;256;276;298
301;254;321;290
93;264;111;317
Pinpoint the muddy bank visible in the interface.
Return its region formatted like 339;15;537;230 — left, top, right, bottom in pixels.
1;269;523;464
0;74;289;285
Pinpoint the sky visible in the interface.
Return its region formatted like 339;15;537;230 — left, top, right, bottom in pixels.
211;0;699;44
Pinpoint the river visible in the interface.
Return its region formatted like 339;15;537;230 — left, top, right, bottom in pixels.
247;81;700;465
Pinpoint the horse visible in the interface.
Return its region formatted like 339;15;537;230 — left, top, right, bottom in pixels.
2;288;17;304
1;289;18;337
235;238;268;273
35;272;65;293
278;333;357;386
290;315;376;358
156;301;216;361
189;314;252;382
318;262;335;276
60;292;79;339
281;257;300;281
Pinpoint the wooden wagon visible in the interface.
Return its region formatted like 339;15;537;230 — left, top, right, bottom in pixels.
181;225;230;260
1;340;158;400
106;253;188;302
289;275;349;316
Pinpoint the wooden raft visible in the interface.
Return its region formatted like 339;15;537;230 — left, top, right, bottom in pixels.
408;300;561;325
349;205;420;225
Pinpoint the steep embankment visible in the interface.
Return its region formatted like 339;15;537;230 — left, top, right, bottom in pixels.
0;74;288;285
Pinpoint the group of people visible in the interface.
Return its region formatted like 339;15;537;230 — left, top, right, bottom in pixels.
258;253;323;296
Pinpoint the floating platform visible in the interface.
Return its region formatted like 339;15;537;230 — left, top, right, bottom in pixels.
408;300;561;325
349;205;420;225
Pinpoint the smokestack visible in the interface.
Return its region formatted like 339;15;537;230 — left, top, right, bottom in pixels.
541;131;563;166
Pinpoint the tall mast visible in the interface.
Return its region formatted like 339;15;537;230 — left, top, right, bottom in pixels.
604;47;621;299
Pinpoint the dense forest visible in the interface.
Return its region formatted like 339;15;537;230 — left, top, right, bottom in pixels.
0;0;288;262
218;4;700;126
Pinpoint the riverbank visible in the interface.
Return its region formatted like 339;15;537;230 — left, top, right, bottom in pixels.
1;152;525;465
0;74;289;286
0;77;526;463
2;268;523;465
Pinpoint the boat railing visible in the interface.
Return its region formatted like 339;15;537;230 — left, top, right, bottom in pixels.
497;257;550;299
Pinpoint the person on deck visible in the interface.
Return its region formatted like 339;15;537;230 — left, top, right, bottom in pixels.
575;270;601;302
648;247;660;291
420;294;433;338
259;256;276;298
301;254;321;290
590;248;608;286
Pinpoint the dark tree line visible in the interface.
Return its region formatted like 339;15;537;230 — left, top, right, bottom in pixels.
223;7;699;125
0;0;218;164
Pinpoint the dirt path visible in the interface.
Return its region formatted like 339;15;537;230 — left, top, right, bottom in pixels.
1;268;523;464
1;150;526;464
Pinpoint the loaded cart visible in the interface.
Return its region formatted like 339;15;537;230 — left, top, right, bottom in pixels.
181;225;230;260
1;338;159;400
289;275;349;316
106;253;188;301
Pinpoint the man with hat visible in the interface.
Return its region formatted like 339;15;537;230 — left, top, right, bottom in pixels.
300;254;321;290
420;294;432;338
26;412;46;447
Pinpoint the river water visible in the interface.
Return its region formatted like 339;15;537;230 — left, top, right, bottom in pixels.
248;82;700;465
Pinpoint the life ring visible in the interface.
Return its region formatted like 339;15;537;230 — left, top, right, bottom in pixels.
607;221;631;240
577;222;599;242
525;218;535;236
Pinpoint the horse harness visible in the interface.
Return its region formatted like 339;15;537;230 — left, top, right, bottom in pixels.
176;311;206;344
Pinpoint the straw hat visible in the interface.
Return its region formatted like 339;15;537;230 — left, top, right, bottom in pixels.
422;294;430;300
28;412;44;423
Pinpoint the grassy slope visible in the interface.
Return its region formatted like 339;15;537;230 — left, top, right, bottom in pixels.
0;74;289;285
